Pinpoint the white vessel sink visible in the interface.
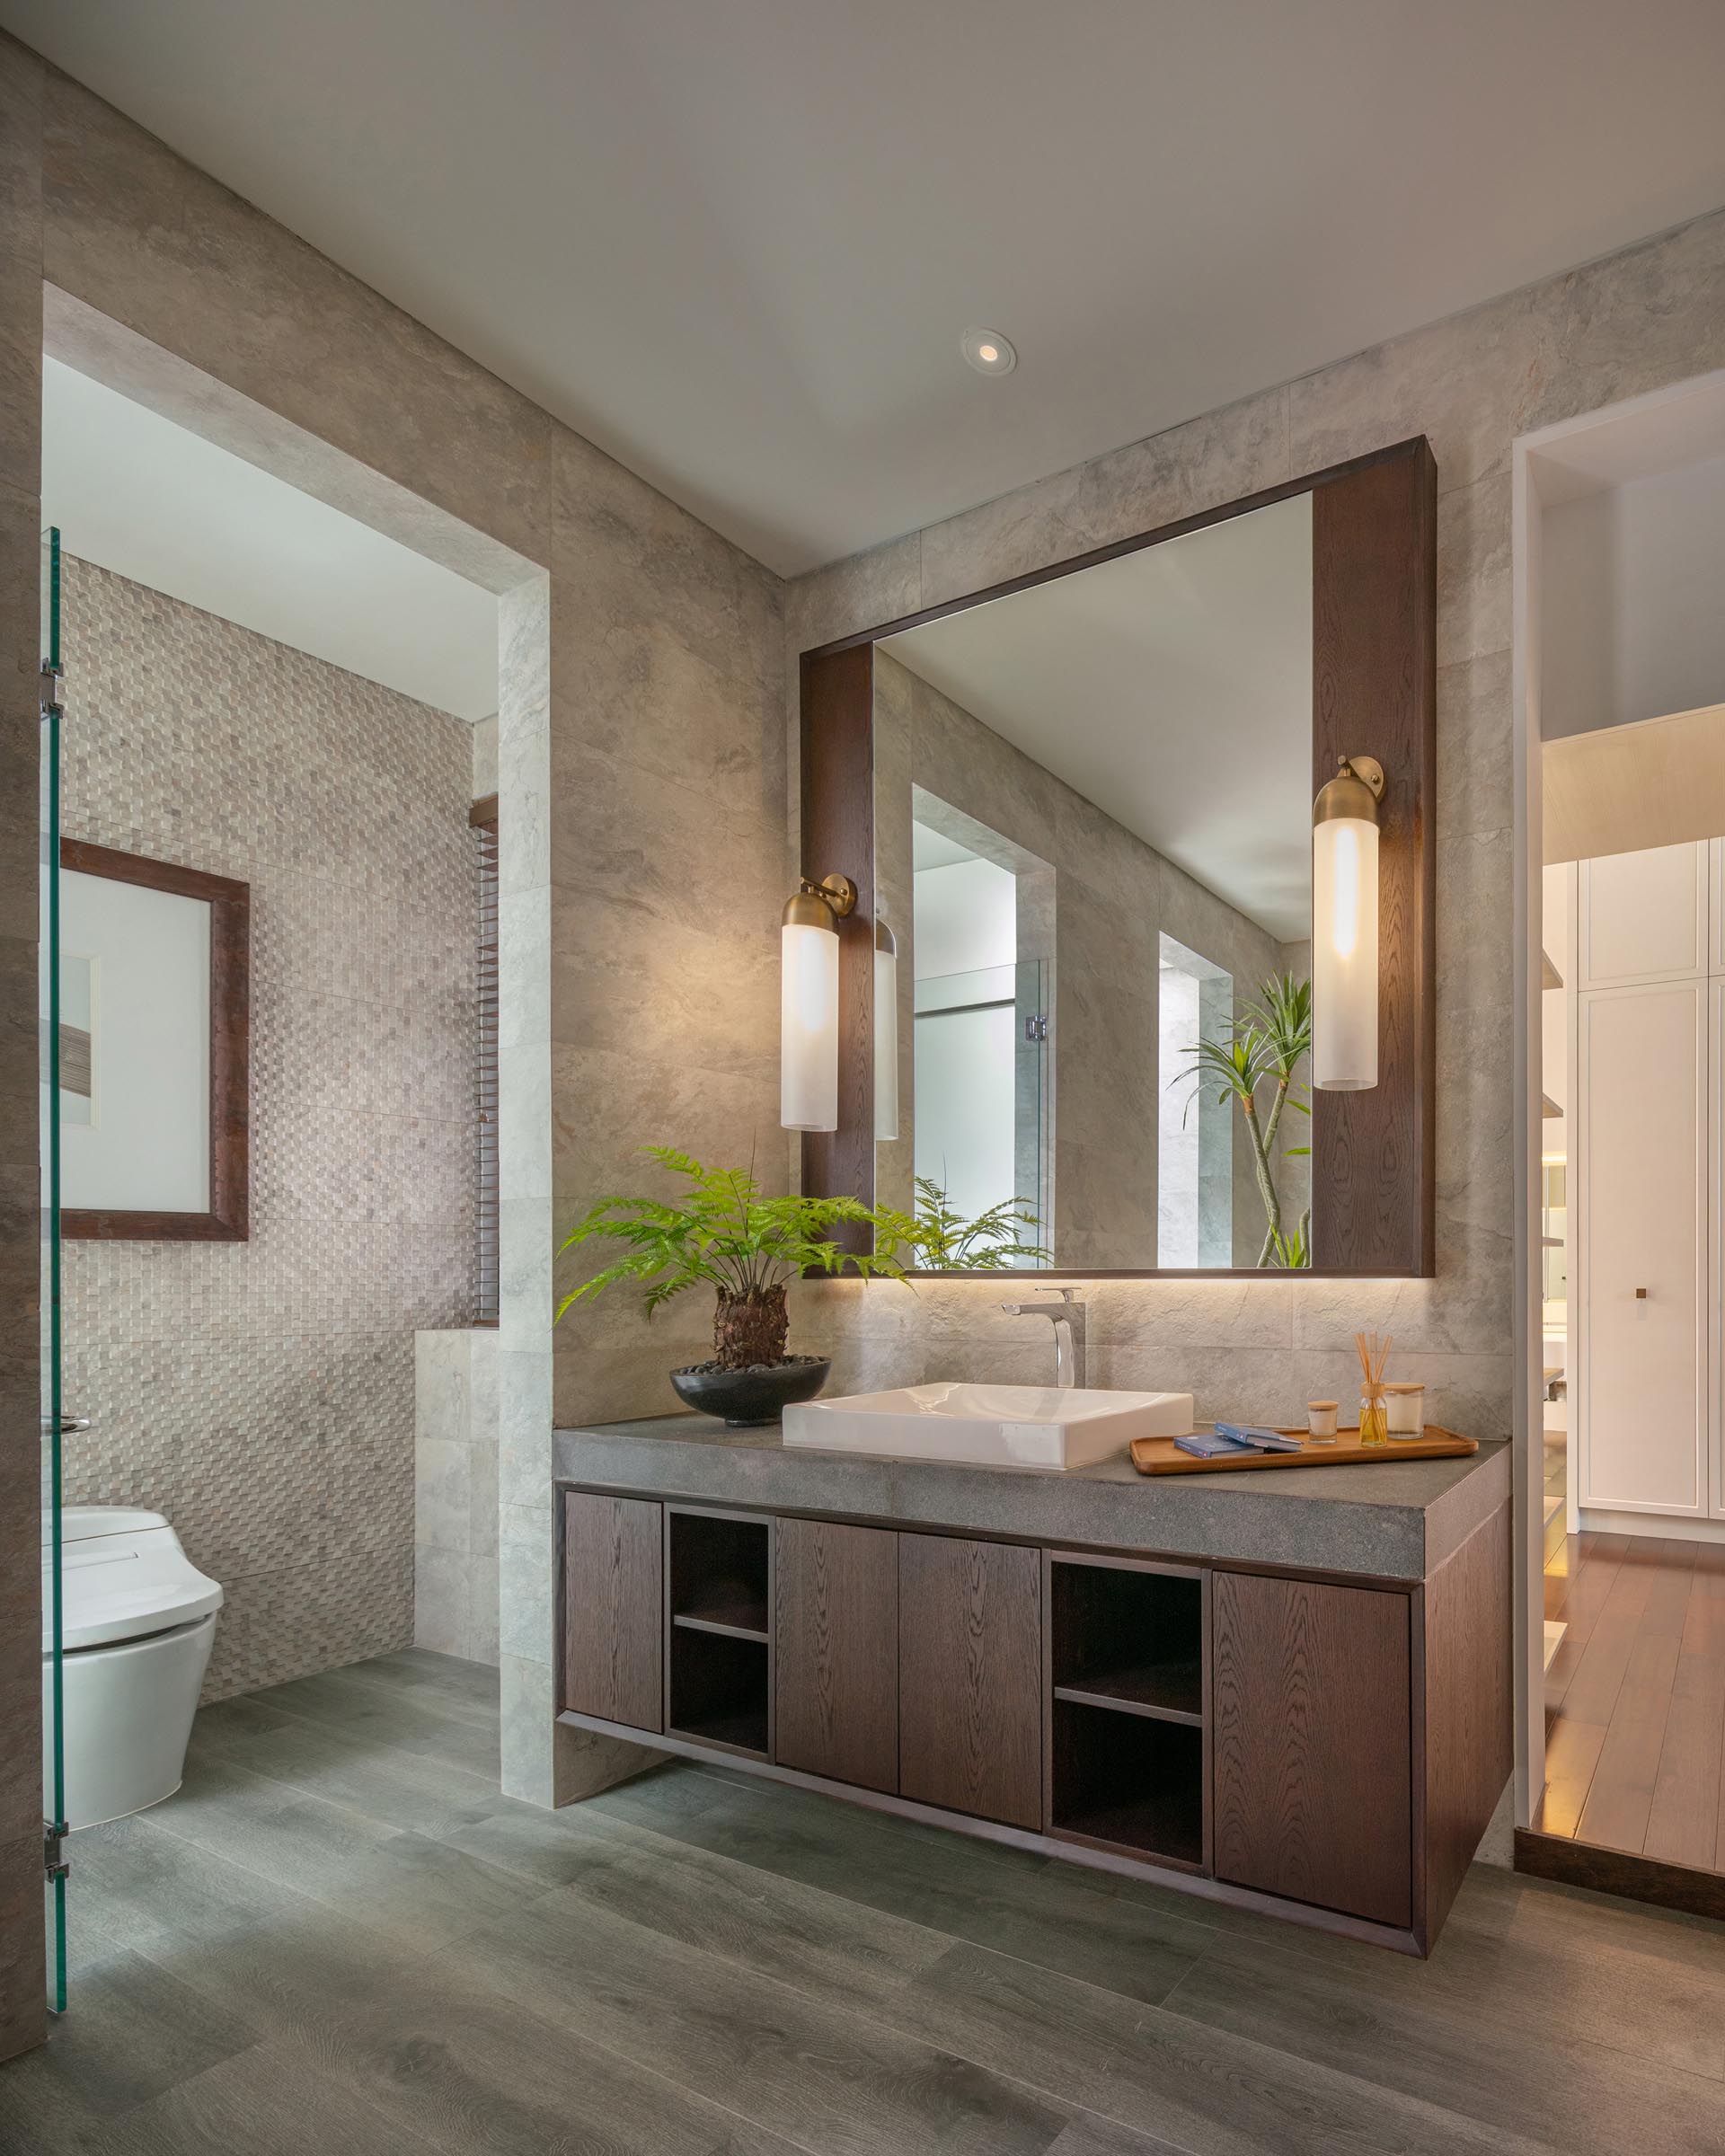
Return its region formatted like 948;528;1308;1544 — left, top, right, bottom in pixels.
782;1383;1195;1471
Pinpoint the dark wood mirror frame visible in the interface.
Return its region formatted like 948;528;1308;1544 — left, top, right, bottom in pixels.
58;839;251;1242
798;436;1437;1278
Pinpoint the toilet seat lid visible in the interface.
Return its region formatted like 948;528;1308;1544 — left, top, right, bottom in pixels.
44;1507;224;1651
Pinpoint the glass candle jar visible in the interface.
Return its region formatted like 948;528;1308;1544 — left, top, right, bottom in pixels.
1306;1400;1339;1442
1384;1382;1426;1439
1358;1386;1388;1445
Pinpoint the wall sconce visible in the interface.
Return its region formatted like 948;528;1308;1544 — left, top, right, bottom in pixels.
780;873;856;1132
874;913;898;1142
1312;755;1384;1091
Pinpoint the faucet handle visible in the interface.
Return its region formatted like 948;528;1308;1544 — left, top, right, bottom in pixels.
997;1286;1081;1315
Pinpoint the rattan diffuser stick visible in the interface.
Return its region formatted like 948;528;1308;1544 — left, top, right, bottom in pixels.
1355;1330;1393;1444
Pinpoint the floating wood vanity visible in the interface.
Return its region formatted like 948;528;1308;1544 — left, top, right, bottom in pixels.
554;1414;1509;1957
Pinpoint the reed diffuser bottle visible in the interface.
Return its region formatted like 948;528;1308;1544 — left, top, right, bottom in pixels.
1355;1330;1392;1445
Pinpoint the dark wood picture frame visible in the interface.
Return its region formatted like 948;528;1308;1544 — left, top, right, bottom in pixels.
798;436;1438;1278
58;839;251;1242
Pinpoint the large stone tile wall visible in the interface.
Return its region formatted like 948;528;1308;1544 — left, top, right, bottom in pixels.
488;420;789;1803
58;559;478;1701
539;430;788;1425
788;208;1725;1434
414;1328;499;1664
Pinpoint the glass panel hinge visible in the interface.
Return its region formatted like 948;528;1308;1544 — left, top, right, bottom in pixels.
43;1823;69;1884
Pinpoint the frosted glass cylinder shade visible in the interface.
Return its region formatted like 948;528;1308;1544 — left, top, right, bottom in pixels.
874;943;898;1141
1313;814;1379;1091
781;921;839;1130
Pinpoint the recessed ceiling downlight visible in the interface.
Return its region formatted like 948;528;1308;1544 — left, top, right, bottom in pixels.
961;326;1017;376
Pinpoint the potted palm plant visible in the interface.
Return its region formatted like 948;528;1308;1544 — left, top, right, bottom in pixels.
1171;973;1313;1268
557;1148;1049;1422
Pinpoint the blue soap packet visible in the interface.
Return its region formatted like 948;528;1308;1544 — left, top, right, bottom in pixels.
1211;1423;1305;1454
1173;1430;1259;1459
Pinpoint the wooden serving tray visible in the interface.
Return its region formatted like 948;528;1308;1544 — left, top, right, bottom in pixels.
1129;1425;1477;1475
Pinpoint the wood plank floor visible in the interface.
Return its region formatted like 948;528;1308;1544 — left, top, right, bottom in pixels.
4;1649;1725;2156
1540;1528;1725;1868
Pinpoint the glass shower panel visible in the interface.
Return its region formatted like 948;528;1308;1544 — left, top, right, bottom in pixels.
1157;936;1235;1268
1013;958;1048;1266
910;959;1048;1268
40;527;66;2011
912;993;1016;1227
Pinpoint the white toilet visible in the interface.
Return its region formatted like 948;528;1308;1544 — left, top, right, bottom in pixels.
42;1507;224;1831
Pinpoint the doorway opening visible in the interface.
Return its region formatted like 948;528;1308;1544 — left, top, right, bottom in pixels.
1516;369;1725;1909
908;806;1048;1265
36;294;548;2011
1157;935;1235;1270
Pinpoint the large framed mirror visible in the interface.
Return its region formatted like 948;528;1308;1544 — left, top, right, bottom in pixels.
798;438;1435;1277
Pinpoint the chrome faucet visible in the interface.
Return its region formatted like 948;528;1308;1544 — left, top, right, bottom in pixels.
999;1286;1086;1388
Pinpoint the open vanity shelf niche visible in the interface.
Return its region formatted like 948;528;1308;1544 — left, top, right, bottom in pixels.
665;1505;773;1757
558;1480;1509;1957
1046;1554;1208;1869
1050;1701;1206;1870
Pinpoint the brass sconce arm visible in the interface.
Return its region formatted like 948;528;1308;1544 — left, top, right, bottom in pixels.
782;873;858;930
1313;754;1385;825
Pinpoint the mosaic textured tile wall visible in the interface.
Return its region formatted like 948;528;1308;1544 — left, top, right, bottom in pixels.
58;557;478;1701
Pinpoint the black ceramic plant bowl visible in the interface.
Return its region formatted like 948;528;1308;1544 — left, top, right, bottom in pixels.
669;1355;831;1427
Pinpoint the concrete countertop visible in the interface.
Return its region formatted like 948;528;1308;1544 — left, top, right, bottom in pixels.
553;1414;1510;1582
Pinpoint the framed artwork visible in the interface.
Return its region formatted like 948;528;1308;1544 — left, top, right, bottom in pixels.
57;840;250;1241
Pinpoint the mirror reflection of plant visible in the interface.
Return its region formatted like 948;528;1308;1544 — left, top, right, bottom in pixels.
909;1174;1050;1271
1267;1221;1310;1269
1172;972;1313;1268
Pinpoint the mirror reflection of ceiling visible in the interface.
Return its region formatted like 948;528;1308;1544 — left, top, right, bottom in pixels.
881;493;1313;942
41;358;499;721
911;822;981;872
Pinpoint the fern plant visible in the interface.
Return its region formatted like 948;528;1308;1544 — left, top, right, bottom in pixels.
1171;972;1313;1268
557;1150;1054;1367
556;1146;922;1369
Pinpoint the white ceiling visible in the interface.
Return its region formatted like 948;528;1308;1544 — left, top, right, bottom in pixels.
44;360;499;720
883;492;1313;941
1542;453;1725;741
8;3;1725;576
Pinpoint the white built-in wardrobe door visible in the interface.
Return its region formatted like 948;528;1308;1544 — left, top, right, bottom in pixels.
1713;982;1725;1520
1709;838;1725;976
1579;842;1706;986
1579;978;1707;1515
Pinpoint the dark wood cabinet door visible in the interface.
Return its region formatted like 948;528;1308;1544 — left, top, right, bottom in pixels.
774;1518;898;1792
562;1493;663;1732
899;1533;1041;1829
1212;1570;1412;1928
